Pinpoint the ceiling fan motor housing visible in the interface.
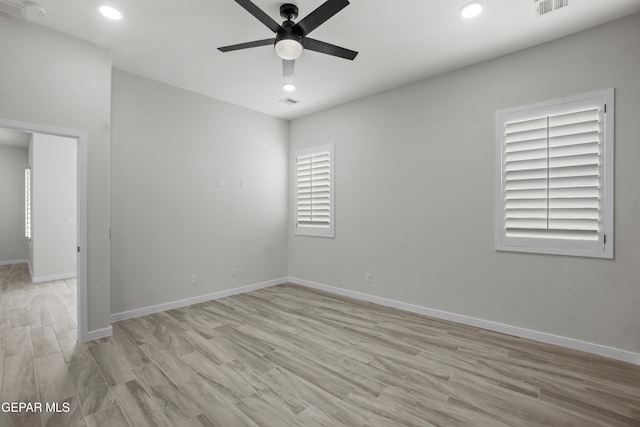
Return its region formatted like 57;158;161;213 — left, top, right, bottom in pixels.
276;20;303;42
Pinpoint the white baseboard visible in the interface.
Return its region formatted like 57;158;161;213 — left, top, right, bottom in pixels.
111;278;288;323
0;259;28;266
31;272;77;283
80;325;113;342
288;277;640;366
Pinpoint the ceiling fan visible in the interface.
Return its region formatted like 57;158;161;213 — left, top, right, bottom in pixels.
218;0;358;77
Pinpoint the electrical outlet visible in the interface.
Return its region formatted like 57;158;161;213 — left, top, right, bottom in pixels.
239;266;246;276
217;177;224;187
232;268;237;277
365;273;372;283
191;274;198;285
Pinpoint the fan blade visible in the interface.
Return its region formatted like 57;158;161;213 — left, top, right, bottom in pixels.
304;38;358;60
218;38;274;52
293;0;350;36
234;0;283;33
283;59;295;77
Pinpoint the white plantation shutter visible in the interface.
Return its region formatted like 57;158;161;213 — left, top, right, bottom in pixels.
295;144;334;237
496;90;614;258
25;166;32;240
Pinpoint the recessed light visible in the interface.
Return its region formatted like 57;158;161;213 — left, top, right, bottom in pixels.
99;5;122;20
460;1;483;19
283;83;296;92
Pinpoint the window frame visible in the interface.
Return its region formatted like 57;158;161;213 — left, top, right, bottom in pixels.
294;143;335;238
494;89;614;259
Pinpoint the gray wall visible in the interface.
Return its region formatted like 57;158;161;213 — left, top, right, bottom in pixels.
29;134;77;281
0;145;28;263
110;70;288;314
0;17;112;334
288;14;640;353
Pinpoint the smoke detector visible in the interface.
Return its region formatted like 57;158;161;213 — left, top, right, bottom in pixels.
534;0;569;16
26;1;47;17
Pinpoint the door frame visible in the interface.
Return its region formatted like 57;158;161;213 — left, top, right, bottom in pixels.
0;117;89;343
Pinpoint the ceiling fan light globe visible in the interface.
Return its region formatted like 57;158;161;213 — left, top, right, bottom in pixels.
275;39;303;60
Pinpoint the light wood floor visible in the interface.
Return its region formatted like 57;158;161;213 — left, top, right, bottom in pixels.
1;263;639;426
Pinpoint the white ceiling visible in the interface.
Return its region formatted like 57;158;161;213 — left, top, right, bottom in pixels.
23;0;640;120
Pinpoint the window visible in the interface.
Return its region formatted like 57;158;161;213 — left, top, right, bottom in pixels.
25;166;31;240
495;89;614;258
295;144;334;237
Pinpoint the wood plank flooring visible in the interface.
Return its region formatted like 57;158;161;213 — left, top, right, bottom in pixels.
1;263;639;426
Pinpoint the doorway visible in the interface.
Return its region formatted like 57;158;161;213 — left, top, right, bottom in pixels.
0;117;88;342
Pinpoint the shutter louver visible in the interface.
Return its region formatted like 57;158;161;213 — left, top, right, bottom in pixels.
503;107;602;242
297;151;331;228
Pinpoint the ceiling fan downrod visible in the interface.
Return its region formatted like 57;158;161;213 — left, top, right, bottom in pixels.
279;3;299;21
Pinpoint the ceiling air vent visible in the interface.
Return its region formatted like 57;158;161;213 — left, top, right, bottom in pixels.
279;97;301;106
534;0;569;16
0;0;26;18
